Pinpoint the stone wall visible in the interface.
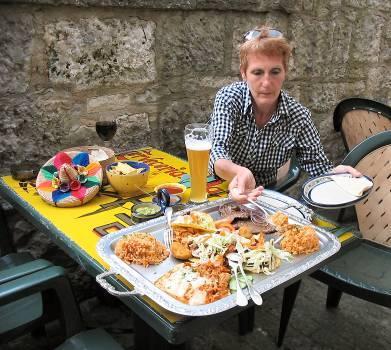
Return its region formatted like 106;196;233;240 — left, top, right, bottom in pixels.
1;1;390;174
1;0;390;301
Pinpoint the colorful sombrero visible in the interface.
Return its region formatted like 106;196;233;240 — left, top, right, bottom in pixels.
36;151;103;207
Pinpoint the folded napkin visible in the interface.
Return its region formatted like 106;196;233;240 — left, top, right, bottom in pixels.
330;175;373;197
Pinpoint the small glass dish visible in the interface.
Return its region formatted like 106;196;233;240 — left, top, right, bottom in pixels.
154;183;186;198
131;203;163;223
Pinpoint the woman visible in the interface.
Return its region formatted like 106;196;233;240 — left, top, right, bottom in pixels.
209;26;360;202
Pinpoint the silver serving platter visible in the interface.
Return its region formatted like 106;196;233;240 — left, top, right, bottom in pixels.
96;192;340;316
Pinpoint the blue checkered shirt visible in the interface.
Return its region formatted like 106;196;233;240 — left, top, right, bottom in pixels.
209;81;333;187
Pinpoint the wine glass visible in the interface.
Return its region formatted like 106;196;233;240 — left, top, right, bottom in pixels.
95;119;117;149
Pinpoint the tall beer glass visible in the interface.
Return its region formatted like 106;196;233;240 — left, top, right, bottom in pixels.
184;123;212;203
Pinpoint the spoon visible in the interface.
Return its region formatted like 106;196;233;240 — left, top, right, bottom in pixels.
227;253;263;306
164;207;173;248
227;253;248;306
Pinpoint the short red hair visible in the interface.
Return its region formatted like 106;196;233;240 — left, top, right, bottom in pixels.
239;26;292;72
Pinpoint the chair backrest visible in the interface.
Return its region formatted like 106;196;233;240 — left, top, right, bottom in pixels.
333;98;391;151
342;131;391;247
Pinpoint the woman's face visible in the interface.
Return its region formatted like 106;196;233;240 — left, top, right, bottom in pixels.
241;52;286;108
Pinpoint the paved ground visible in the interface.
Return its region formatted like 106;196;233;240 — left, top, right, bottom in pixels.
3;275;390;350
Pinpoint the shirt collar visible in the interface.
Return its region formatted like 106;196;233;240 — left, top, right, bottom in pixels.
243;83;252;116
243;84;289;123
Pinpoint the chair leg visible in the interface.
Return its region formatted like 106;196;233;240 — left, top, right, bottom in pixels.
134;313;187;350
326;286;343;309
238;307;255;335
0;206;15;255
337;208;346;222
277;280;301;347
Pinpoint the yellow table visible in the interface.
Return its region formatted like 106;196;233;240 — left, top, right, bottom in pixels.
0;147;357;349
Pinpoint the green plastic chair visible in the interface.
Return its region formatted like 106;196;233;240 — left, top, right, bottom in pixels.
312;130;391;306
269;154;301;193
0;255;83;343
55;328;124;350
0;254;125;349
277;131;391;346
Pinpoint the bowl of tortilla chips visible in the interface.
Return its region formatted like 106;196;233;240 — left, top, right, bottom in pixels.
106;161;150;197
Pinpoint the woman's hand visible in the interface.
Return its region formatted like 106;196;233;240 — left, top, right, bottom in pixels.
228;167;263;202
332;165;362;177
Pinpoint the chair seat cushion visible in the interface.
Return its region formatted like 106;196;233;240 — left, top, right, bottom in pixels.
316;240;391;305
0;293;42;334
55;328;124;350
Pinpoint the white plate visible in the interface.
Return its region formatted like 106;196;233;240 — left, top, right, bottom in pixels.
301;173;373;209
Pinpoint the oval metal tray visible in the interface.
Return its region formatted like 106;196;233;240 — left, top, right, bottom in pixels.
96;192;340;316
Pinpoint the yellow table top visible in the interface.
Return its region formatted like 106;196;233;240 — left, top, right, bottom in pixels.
0;147;354;323
1;147;230;322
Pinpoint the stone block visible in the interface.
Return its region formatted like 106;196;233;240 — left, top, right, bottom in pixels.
199;77;239;89
13;0;196;9
135;84;171;104
44;17;156;89
304;82;366;114
113;113;151;152
366;66;391;94
158;99;212;156
368;0;391;10
157;12;225;77
0;12;33;94
344;0;367;8
0;92;99;170
87;94;131;113
284;82;302;102
196;0;282;12
289;15;354;80
350;13;385;63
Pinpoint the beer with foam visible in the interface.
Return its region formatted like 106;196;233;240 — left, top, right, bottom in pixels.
184;124;212;203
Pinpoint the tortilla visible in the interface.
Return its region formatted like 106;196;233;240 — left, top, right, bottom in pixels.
155;261;231;305
171;211;216;232
330;175;373;197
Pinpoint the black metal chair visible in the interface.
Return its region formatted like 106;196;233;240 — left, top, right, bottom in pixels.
277;130;391;346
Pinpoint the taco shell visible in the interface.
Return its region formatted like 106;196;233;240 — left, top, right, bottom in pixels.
171;211;216;232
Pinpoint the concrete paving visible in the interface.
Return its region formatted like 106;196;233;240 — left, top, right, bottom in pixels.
3;276;390;350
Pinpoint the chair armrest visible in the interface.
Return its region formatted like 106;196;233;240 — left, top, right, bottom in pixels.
0;252;34;268
269;156;301;192
0;258;53;284
0;265;84;338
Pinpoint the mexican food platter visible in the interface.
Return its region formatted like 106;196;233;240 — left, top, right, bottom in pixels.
96;190;340;316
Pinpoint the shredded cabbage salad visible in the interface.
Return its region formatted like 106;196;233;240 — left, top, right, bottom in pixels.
240;240;293;274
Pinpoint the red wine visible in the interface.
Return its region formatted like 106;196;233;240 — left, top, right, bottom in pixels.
96;121;117;141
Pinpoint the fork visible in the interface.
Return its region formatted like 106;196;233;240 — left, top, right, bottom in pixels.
226;253;248;306
163;207;173;249
227;253;263;306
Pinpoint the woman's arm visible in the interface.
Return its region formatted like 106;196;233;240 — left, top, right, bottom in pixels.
296;112;362;178
215;159;263;202
209;87;262;202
